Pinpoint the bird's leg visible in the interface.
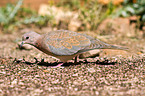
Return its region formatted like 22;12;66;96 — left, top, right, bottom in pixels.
74;55;87;63
74;56;78;64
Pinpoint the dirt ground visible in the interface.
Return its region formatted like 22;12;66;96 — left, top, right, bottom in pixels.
0;18;145;96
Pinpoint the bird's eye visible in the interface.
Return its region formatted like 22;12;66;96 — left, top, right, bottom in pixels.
26;37;29;39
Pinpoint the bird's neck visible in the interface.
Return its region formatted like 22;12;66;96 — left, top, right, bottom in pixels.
34;36;44;49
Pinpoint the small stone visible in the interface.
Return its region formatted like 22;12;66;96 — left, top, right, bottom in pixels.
11;79;18;85
0;71;6;74
87;68;96;73
72;73;78;77
95;91;99;95
74;88;78;91
43;70;49;72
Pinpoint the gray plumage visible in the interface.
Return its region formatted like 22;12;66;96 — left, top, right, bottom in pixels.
21;30;128;63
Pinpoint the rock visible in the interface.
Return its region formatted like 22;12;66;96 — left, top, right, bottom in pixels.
38;4;81;31
68;19;81;31
97;18;136;37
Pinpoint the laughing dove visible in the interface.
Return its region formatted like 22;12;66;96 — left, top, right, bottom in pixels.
20;30;127;66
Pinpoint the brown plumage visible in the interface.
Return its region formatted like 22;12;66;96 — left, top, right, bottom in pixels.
21;30;128;66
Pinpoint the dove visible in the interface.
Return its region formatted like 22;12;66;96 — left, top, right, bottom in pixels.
20;30;128;67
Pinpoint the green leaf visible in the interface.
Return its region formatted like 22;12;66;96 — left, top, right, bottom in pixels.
0;9;7;23
136;7;144;15
126;6;135;14
8;0;23;20
142;14;145;21
121;11;130;17
133;4;139;9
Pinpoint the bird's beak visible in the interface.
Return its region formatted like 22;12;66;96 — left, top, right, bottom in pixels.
20;41;25;48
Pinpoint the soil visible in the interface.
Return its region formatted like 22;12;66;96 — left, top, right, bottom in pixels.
0;18;145;96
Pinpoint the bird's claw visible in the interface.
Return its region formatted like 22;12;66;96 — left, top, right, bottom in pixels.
51;63;64;68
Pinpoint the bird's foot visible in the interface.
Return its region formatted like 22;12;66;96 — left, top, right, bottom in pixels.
51;63;64;68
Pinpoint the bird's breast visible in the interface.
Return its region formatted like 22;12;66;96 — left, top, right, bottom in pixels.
35;38;56;56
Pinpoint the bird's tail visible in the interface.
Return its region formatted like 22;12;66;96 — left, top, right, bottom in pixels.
93;39;129;50
78;40;128;54
101;44;128;50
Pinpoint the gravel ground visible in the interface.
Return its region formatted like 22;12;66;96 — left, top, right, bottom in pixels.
0;56;144;96
0;27;145;95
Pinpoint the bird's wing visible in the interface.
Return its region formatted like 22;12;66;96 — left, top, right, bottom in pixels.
44;30;91;55
77;35;128;53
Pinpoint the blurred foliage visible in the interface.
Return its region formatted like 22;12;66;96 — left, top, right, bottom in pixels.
116;0;145;18
98;0;124;5
0;0;54;33
115;0;145;29
0;0;118;33
3;0;143;33
57;0;116;31
0;0;23;24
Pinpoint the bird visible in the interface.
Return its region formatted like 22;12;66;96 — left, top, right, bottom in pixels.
20;30;128;67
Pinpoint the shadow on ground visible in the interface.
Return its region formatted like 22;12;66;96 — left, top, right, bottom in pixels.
13;57;116;67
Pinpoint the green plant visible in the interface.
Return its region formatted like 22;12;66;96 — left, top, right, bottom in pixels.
57;0;115;31
79;1;115;30
115;0;145;29
0;0;23;32
0;0;54;33
21;15;54;26
0;0;23;24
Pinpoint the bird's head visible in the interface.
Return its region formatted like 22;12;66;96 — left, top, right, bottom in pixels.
20;31;40;47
